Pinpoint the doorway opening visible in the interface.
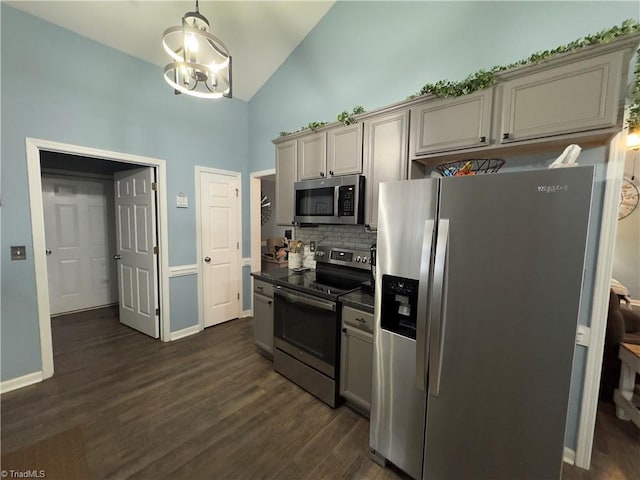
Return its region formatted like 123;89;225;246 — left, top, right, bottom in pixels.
26;138;171;380
249;169;291;310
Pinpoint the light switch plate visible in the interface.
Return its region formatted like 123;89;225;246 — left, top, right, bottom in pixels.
176;193;188;208
11;246;27;260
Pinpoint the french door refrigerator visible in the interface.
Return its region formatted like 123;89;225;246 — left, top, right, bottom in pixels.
369;166;594;480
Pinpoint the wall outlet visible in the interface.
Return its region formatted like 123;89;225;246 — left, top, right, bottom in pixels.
309;241;316;252
11;246;27;260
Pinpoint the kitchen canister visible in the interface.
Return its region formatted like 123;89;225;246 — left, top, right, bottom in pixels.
303;245;316;270
288;252;302;269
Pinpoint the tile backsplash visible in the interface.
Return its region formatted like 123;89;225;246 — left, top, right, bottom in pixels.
295;225;377;252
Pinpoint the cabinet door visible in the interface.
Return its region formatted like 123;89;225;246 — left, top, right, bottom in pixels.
275;139;296;226
363;110;409;230
411;89;492;156
254;293;274;356
340;323;373;415
297;132;327;180
327;123;363;176
500;50;623;143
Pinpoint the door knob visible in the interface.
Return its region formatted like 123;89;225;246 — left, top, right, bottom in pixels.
204;257;211;263
113;254;121;260
45;249;52;256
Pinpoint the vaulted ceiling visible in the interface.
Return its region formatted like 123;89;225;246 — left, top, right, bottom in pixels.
7;1;335;101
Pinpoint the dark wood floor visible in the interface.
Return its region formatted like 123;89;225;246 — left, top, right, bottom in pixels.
1;307;638;479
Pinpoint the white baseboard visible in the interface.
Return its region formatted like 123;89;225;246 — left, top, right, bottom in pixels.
169;325;201;341
242;309;252;318
1;371;44;394
563;446;576;465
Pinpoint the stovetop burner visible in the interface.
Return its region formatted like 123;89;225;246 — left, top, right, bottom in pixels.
274;246;371;300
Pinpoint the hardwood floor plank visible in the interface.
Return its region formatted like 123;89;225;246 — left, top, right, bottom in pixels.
1;307;638;480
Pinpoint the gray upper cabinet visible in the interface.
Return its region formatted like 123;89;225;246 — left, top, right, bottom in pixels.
297;132;327;180
499;50;624;144
410;89;492;156
275;139;296;226
327;123;363;176
363;109;409;230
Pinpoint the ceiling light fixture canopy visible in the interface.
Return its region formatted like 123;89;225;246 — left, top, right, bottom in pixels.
162;0;232;99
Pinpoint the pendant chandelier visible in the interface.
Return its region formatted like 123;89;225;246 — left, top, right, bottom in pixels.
162;0;232;99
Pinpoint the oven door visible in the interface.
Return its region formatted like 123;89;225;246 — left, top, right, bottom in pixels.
273;287;338;378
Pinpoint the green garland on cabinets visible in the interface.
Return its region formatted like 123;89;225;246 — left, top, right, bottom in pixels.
278;19;640;137
412;19;640;131
279;106;366;137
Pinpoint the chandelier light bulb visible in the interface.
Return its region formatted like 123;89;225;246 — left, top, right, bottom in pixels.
186;34;199;53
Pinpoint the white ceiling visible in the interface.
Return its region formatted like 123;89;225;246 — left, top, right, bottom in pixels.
7;1;335;101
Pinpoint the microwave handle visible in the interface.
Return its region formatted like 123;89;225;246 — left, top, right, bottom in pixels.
334;186;340;217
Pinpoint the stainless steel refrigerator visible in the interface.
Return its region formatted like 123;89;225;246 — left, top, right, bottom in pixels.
369;166;594;480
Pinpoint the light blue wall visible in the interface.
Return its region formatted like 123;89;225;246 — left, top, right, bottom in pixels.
1;5;249;381
169;275;199;333
247;1;639;453
249;1;639;171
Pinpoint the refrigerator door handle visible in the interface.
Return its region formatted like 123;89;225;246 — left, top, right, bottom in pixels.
428;218;449;397
416;219;435;391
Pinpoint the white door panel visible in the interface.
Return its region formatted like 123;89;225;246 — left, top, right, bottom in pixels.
114;167;159;338
42;175;118;314
200;172;240;327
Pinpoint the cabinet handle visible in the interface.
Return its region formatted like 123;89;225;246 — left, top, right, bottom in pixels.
342;327;347;333
357;318;366;323
257;286;263;290
268;300;272;305
502;133;510;140
480;136;486;143
329;170;334;176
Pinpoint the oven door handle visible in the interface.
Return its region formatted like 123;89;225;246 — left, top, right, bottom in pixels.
274;288;336;312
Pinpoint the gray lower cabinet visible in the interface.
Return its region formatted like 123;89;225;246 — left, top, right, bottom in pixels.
363;109;409;230
340;305;374;416
253;280;274;358
275;139;296;226
499;50;624;143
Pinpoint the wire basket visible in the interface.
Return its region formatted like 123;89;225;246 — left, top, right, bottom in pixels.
436;158;505;177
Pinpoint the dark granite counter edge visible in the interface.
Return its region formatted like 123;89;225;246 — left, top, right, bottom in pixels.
251;270;375;313
339;290;375;314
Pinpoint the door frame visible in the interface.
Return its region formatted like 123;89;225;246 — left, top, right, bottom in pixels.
249;169;276;316
574;132;627;468
195;166;243;330
26;137;171;380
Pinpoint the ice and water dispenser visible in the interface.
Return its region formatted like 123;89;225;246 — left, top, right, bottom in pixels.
380;274;419;340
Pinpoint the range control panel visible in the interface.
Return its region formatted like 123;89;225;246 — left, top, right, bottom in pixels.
315;246;371;270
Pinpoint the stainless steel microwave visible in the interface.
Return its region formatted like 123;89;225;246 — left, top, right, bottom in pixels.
294;175;365;225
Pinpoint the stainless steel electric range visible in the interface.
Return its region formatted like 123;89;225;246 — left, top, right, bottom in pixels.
272;245;372;407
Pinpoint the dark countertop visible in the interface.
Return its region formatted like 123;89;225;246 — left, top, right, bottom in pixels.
250;264;291;283
340;288;375;314
251;267;375;309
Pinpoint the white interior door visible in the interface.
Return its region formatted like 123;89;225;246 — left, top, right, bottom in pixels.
42;175;118;315
114;167;159;338
200;171;240;327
